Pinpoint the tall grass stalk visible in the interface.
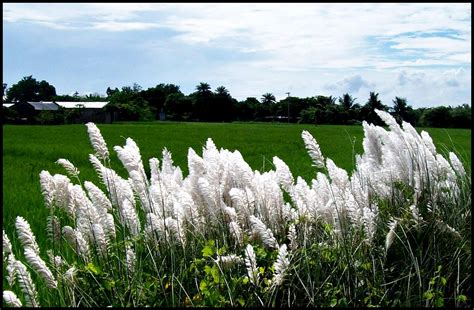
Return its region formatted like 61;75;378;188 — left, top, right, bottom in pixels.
3;112;471;307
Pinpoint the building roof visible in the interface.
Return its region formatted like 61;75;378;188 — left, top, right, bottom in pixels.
27;102;60;111
55;101;108;109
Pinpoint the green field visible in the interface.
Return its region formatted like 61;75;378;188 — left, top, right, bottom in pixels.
2;122;471;249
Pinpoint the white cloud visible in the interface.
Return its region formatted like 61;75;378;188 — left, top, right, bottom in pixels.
3;3;471;108
91;21;162;31
324;75;375;94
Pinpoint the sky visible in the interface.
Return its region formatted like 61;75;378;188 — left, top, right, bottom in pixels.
2;3;471;108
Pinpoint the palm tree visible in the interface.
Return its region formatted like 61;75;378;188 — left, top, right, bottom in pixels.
338;93;357;111
392;96;412;124
338;93;359;124
215;86;230;97
261;93;276;105
362;92;388;125
196;82;211;95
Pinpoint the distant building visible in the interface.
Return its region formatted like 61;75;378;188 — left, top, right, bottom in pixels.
7;101;60;123
55;101;112;123
5;101;112;124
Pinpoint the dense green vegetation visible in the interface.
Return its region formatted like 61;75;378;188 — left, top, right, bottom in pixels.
3;122;471;253
3;76;471;128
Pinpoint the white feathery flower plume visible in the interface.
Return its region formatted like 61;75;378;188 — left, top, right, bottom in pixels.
3;230;12;257
449;152;466;177
15;216;40;255
385;219;398;252
374;109;402;134
84;181;115;241
86;122;109;161
244;244;258;285
13;259;39;307
215;254;244;269
56;158;80;178
149;157;161;185
228;220;244;246
125;244;136;275
249;215;279;249
62;226;90;261
3;290;23;307
91;223;108;257
46;249;63;269
63;266;77;284
84;181;112;211
273;156;294;192
39;170;55;208
114;138;144;174
301;130;325;168
24;247;58;289
273;244;290;286
287;224;298;251
161;147;175;175
6;254;18;287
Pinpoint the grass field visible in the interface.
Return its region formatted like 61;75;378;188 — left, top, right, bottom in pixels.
2;121;471;251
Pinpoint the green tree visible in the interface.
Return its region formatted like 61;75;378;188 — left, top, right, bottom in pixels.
261;93;276;105
338;93;360;124
164;93;193;121
6;76;56;102
420;106;453;128
235;97;259;121
191;82;214;121
312;95;337;124
449;104;471;128
106;87;119;97
141;83;182;120
361;92;388;125
338;93;357;111
299;107;317;124
212;86;236;122
105;84;153;121
391;97;413;124
215;86;230;97
196;82;212;95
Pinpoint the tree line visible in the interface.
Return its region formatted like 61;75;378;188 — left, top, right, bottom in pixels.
3;75;471;128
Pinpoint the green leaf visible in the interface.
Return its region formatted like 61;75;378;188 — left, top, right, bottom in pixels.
199;280;208;293
202;245;214;257
237;298;245;306
210;266;220;283
361;262;372;271
424;291;434;300
86;262;101;275
104;280;115;290
330;298;337;307
435;297;444;307
242;277;249;285
440;277;447;286
457;295;467;302
204;265;213;275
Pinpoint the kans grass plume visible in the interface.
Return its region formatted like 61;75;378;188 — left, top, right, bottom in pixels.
2;109;469;307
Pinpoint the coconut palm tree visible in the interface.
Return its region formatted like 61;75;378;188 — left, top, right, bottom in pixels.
261;93;276;105
392;96;412;124
338;93;357;111
362;92;388;125
338;93;360;124
196;82;212;95
215;86;230;97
